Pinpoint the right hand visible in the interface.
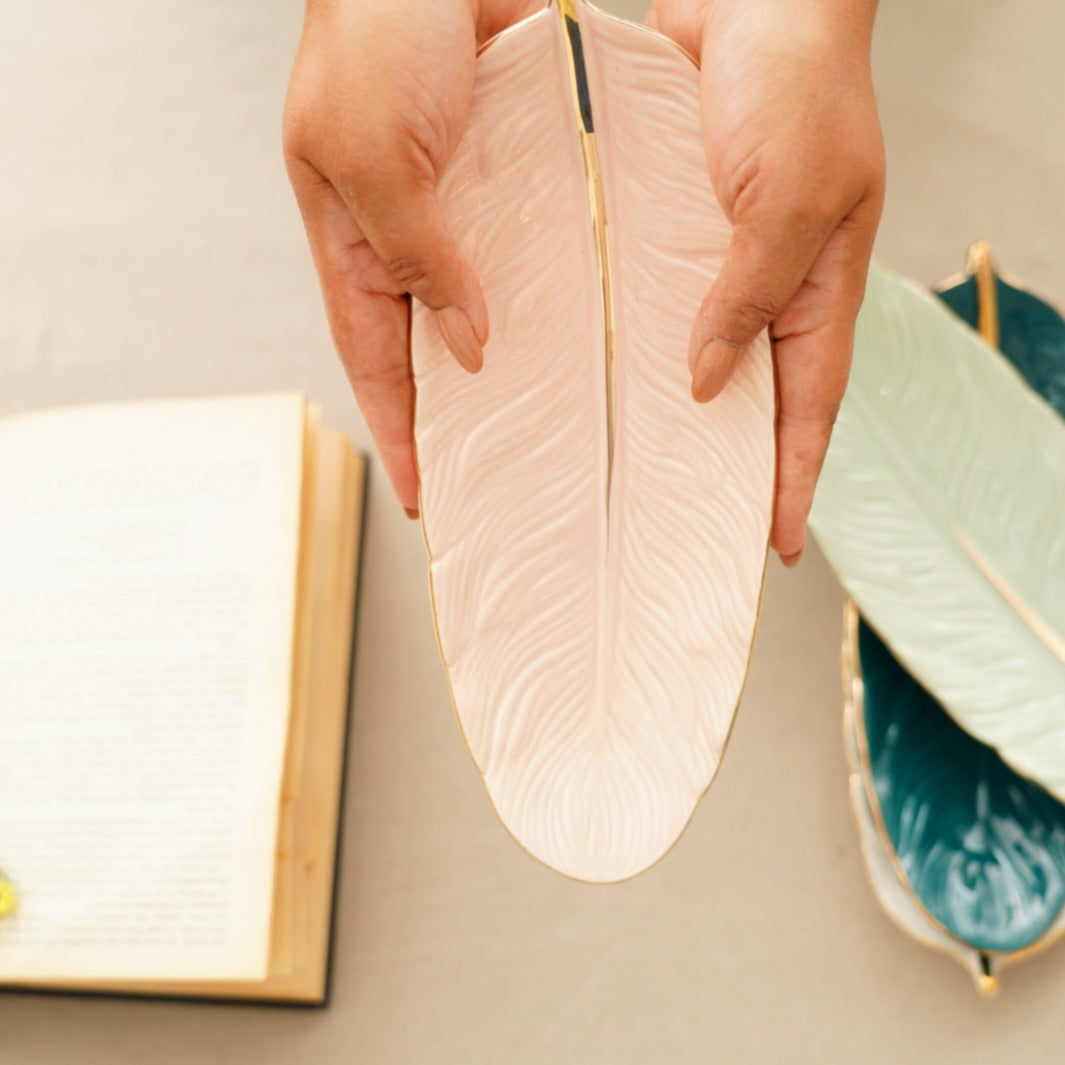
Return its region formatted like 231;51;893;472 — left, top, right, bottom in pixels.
283;1;540;517
647;0;884;567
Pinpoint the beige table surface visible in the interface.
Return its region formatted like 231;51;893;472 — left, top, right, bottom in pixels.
2;2;1064;1062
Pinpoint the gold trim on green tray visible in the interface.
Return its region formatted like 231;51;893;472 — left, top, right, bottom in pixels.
967;240;1000;349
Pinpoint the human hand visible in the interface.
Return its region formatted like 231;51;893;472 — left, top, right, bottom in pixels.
283;0;540;517
647;0;885;566
286;0;883;555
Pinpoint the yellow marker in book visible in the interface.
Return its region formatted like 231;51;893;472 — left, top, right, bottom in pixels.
0;870;16;917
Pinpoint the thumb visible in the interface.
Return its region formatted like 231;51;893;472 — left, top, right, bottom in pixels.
341;177;489;373
689;219;822;402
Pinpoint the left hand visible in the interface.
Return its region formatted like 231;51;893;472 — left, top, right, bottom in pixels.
283;0;542;519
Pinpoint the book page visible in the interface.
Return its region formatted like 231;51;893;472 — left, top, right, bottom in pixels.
0;394;305;982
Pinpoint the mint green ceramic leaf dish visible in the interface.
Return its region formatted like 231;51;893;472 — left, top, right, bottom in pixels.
837;248;1065;993
810;262;1065;801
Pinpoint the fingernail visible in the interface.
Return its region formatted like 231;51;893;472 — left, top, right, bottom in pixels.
405;506;420;520
435;306;484;373
459;262;490;345
780;550;803;568
691;339;745;403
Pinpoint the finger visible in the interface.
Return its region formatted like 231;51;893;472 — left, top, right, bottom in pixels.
334;166;490;373
340;289;421;518
690;208;833;403
771;330;851;566
642;2;702;56
769;215;876;564
291;165;421;514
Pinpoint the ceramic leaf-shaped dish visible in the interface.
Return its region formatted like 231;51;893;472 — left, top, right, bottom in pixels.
809;262;1065;799
846;607;1065;994
410;1;775;882
842;247;1065;993
840;617;1018;997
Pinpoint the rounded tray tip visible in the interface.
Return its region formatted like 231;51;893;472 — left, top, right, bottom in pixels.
975;953;999;999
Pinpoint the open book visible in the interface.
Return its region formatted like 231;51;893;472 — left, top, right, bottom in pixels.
0;393;365;1004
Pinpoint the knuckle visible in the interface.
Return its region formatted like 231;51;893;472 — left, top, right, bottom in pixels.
281;79;322;163
340;355;412;411
400;109;444;173
780;199;837;243
384;254;432;294
717;144;763;217
396;77;451;168
712;293;784;339
779;407;839;449
740;290;788;325
281;106;311;163
348;360;407;389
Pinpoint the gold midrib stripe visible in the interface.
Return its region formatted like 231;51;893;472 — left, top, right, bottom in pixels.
556;0;619;740
556;0;617;518
848;376;1065;672
954;525;1065;665
963;243;1064;665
